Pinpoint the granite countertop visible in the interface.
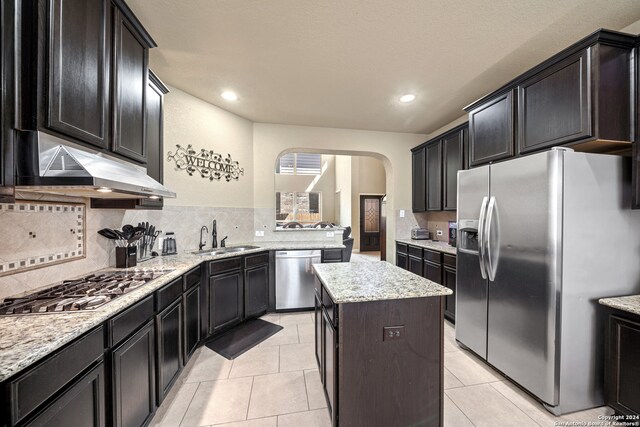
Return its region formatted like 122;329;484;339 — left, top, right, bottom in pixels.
395;238;457;255
0;240;343;383
313;261;452;304
599;295;640;317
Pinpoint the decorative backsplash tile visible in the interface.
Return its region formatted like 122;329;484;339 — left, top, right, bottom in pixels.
0;201;85;276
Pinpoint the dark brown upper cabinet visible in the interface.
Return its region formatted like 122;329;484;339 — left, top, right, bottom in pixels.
517;50;589;154
634;40;640;210
425;140;442;211
16;0;156;166
137;70;169;209
443;127;466;210
411;123;467;212
112;4;149;163
46;0;111;150
468;91;515;167
465;29;635;168
0;0;16;202
411;148;426;212
518;44;632;154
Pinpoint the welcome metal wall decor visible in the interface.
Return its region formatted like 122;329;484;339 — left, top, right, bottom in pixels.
167;144;244;182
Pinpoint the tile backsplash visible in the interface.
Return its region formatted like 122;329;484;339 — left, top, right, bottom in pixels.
0;202;342;299
0;202;85;276
394;210;456;243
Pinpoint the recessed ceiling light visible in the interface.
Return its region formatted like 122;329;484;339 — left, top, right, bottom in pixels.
96;187;112;193
399;94;416;103
221;91;238;101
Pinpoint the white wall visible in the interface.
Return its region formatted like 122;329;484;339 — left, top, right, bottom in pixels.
334;155;352;228
163;86;254;208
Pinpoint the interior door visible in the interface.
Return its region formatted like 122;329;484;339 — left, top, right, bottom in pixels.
360;195;382;251
486;150;560;406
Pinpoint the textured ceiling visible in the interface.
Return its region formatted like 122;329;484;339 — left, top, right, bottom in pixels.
127;0;640;134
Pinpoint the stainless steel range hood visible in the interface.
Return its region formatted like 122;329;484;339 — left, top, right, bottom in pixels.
16;132;176;199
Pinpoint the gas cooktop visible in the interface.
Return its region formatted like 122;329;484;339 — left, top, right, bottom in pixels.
0;268;173;315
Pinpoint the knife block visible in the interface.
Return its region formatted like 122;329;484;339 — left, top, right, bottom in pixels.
116;246;137;268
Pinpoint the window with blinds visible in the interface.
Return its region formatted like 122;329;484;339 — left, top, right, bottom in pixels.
276;153;321;175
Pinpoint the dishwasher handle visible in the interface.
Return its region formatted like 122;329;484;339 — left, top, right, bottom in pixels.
276;252;321;260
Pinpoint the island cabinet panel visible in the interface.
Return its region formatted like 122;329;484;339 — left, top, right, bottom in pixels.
45;0;110;149
338;297;443;427
468;91;515;167
606;313;640;416
314;292;323;377
323;308;338;424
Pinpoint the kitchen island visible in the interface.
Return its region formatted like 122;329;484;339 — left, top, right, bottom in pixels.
313;261;452;427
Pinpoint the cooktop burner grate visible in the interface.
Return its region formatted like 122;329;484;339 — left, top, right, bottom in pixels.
0;268;173;315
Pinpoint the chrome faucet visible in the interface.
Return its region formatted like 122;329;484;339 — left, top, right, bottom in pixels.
199;226;209;251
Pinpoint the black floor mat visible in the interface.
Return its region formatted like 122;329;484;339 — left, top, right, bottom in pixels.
205;319;283;359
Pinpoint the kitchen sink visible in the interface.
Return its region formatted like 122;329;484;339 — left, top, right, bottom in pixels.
192;245;260;256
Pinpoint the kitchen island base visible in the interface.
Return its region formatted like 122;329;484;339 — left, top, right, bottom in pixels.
313;265;447;427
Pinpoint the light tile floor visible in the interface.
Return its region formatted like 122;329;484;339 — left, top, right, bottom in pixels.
152;315;613;427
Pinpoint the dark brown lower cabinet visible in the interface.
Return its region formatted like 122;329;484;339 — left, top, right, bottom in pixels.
26;362;106;427
396;252;408;270
183;284;201;363
156;299;183;404
424;260;442;284
443;266;456;323
322;308;337;426
112;321;156;427
408;255;423;276
209;269;244;334
606;313;640;416
244;264;268;318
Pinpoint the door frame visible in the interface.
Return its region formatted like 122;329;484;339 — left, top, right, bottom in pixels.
359;194;384;252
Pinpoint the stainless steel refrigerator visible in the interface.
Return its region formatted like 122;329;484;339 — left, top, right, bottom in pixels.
456;147;640;415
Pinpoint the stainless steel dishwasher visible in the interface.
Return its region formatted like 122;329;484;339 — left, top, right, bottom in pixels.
275;250;321;310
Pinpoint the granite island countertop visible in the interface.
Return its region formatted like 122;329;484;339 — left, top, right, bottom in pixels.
395;239;457;255
599;295;640;317
313;261;452;304
0;240;344;383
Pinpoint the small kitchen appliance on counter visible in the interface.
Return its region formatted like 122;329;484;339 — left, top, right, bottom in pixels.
411;228;431;240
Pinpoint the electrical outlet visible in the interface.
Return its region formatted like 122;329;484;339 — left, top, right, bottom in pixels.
399;210;405;218
383;326;405;341
326;231;335;237
436;230;443;236
255;230;265;237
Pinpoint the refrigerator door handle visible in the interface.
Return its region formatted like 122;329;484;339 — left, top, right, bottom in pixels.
485;196;499;281
478;196;489;280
